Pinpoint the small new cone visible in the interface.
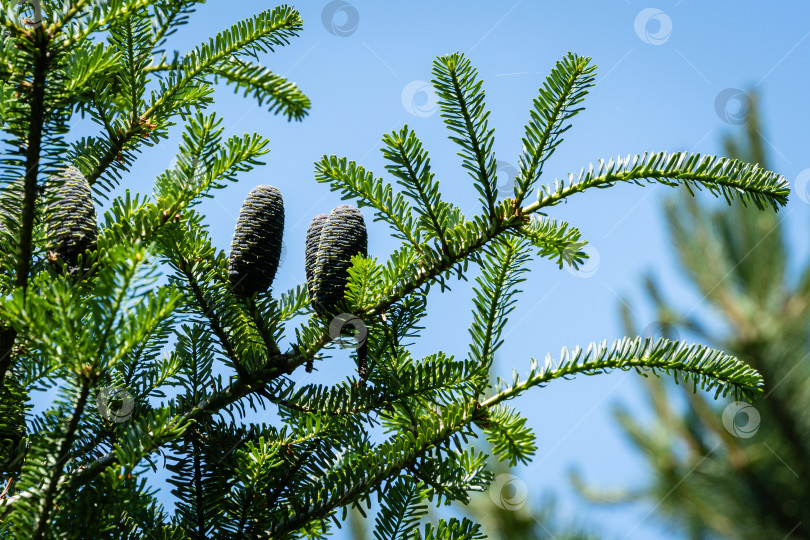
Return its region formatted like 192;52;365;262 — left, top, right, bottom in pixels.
308;205;367;316
228;185;285;296
45;167;98;275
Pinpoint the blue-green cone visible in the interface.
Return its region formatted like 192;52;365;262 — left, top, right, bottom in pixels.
308;205;367;316
46;167;97;272
304;213;328;298
228;185;285;296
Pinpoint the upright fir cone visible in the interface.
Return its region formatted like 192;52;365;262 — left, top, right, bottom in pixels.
46;167;98;273
228;185;285;296
304;213;328;298
307;205;367;316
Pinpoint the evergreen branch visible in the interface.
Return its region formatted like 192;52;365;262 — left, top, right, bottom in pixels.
245;296;282;358
109;11;151;123
528;152;790;212
10;45;790;536
417;518;486;540
263;338;761;535
59;0;155;48
28;328;764;523
173;244;246;377
0;26;51;386
30;381;92;540
482;405;536;467
513;53;596;208
212;58;310;121
409;447;491;505
150;0;205;49
485;337;764;408
316;155;421;247
93;249;143;370
265;352;474;418
264;402;478;538
6;189;765;509
372;477;426;540
517;214;588;268
381;126;456;251
468;237;530;395
84;6;299;190
145;6;303;122
432;53;497;218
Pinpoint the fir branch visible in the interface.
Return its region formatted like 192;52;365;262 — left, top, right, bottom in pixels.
146;6;303;122
263;402;477;538
513;53;596;208
84;6;302;191
418;518;486;540
149;0;205;50
468;237;530;395
30;380;92;540
316;155;421;248
173;247;246;377
486;337;764;408
373;477;426;540
0;25;51;386
529;152;790;212
59;0;156;48
212;58;309;121
432;53;497;218
517;214;588;268
381;126;456;251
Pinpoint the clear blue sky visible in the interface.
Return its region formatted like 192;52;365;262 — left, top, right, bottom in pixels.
102;2;810;538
